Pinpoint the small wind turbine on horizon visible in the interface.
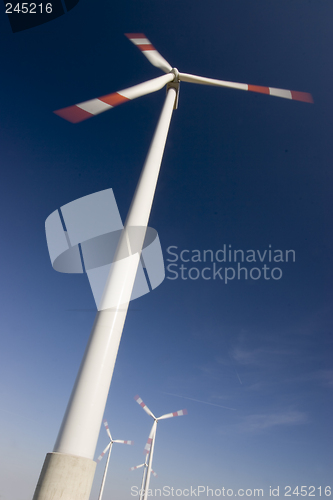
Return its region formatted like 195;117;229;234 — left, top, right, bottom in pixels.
96;420;133;500
134;395;187;500
131;454;157;500
33;33;314;500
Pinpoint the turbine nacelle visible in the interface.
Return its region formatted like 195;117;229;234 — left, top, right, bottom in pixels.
167;69;180;109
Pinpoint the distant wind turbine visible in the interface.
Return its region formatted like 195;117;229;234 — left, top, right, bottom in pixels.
134;395;187;500
131;454;157;500
96;420;133;500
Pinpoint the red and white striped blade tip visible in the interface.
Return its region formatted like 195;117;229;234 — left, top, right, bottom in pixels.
134;395;156;419
103;420;112;440
54;92;130;123
130;464;144;470
113;440;134;445
152;470;158;477
125;33;172;73
178;73;313;104
144;424;156;454
97;443;111;462
54;73;174;123
158;409;188;420
144;438;153;453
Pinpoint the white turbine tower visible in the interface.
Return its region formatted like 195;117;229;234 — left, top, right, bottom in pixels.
134;395;187;500
131;455;157;500
33;33;313;500
96;420;133;500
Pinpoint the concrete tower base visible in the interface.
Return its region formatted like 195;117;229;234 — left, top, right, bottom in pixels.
32;452;96;500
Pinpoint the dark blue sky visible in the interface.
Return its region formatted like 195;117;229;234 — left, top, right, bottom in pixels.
0;1;332;499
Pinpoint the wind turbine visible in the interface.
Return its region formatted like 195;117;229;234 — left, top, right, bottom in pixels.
131;455;157;500
96;420;133;500
134;395;187;500
33;34;313;500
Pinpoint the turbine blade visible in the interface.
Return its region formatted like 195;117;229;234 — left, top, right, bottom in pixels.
130;464;145;470
144;423;156;454
125;33;172;73
158;409;187;420
97;442;111;462
179;73;313;104
131;464;157;476
103;420;112;441
113;440;134;445
54;73;174;123
134;395;156;419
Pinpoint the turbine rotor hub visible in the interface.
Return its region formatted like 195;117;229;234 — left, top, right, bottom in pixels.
167;68;180;109
171;68;180;82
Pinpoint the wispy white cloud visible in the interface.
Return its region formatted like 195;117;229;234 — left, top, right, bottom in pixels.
319;370;333;387
235;410;308;433
230;346;293;366
231;347;262;365
161;391;236;410
235;370;243;385
295;369;333;387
